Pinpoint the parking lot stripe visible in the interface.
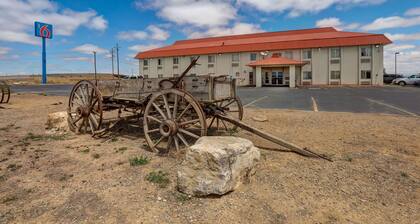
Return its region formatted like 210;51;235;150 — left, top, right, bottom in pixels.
311;97;319;112
244;96;268;107
365;98;418;117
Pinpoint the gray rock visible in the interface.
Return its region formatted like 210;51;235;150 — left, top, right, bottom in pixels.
177;136;260;196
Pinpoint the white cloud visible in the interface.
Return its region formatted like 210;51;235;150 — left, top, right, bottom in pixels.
405;7;420;16
385;44;416;52
186;22;264;38
238;0;385;17
72;44;108;55
315;17;360;30
128;44;162;52
0;0;108;45
385;33;420;41
87;15;108;31
0;47;11;56
136;0;236;27
118;25;169;41
63;56;92;62
361;16;420;31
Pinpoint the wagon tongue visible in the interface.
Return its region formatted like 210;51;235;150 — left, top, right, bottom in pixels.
215;114;333;162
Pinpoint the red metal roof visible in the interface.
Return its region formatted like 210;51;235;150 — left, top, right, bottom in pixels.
247;56;307;67
135;27;392;59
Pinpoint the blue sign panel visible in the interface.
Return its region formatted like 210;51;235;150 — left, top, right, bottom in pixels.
34;22;53;39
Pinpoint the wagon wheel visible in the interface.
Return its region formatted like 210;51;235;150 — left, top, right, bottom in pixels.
208;97;243;132
144;89;207;153
67;80;103;135
0;81;10;104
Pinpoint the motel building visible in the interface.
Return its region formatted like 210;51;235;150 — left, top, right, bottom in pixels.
135;27;392;87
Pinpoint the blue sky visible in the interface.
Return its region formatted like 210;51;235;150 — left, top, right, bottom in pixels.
0;0;420;76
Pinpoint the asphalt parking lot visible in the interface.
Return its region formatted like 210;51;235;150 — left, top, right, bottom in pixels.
11;84;420;116
238;86;420;116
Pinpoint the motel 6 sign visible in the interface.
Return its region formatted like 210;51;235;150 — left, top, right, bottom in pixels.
35;22;53;39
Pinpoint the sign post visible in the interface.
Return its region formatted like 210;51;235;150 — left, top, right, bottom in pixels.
34;22;53;85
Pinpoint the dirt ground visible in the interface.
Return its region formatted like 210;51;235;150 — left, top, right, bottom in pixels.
0;94;419;224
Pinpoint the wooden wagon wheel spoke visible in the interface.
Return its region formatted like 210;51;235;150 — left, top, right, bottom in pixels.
146;115;162;124
177;133;189;147
179;128;200;139
153;136;166;147
67;80;103;135
174;136;180;151
144;89;206;153
177;103;192;121
179;118;200;127
152;102;167;120
162;94;172;119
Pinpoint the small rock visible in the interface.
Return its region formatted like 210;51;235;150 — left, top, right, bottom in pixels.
252;115;268;122
177;136;260;196
45;111;68;134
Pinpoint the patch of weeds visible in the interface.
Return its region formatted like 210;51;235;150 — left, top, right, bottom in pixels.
23;132;68;142
175;192;191;202
110;137;118;142
129;155;150;166
80;148;90;154
343;155;353;162
2;195;18;204
227;128;239;136
115;147;128;153
59;174;74;181
0;123;14;131
7;164;22;171
146;170;170;188
401;172;408;178
92;153;100;159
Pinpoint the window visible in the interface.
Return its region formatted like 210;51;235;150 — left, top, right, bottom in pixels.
143;67;148;70
158;74;163;78
303;71;312;80
173;74;179;77
303;50;312;60
250;53;257;61
331;48;340;58
283;51;293;59
361;47;372;57
232;53;239;62
249;72;254;84
235;72;240;77
144;74;149;78
361;70;371;79
208;55;215;63
173;57;179;65
157;59;162;66
143;60;148;66
330;71;341;80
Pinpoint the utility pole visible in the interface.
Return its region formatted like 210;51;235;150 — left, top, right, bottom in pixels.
394;52;400;76
111;47;115;75
116;43;120;76
93;51;97;85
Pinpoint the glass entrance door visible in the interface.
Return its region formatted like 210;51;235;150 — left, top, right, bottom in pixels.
271;71;283;85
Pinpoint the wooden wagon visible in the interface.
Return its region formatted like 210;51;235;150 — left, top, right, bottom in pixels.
67;58;330;160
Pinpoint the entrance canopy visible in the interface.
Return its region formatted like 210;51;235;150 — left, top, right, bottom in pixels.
247;55;307;67
248;55;307;88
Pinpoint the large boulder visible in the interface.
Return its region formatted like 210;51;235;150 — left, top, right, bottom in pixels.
177;136;260;196
46;111;68;134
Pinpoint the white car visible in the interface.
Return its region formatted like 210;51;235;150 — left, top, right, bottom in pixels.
392;74;420;86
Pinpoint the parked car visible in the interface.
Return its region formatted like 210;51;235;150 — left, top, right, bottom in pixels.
383;74;403;84
392;74;420;86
